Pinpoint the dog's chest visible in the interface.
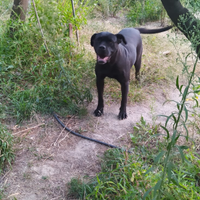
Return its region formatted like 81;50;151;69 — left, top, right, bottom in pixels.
96;63;129;80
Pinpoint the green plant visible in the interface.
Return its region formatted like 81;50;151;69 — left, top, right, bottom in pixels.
0;0;93;123
42;176;48;180
0;123;14;174
57;0;94;31
29;0;95;37
67;177;95;199
131;116;159;142
96;0;130;17
0;187;5;200
182;0;200;12
127;0;163;25
0;0;12;15
130;117;162;156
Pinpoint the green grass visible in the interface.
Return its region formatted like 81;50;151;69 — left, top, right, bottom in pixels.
0;123;14;174
0;1;95;124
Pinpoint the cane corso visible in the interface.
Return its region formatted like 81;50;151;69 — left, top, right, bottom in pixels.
91;26;172;120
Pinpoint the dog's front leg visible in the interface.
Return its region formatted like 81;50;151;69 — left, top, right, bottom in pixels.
94;77;104;117
118;81;129;120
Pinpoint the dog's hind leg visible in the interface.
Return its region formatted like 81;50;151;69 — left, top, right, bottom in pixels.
134;55;142;81
134;44;143;82
135;41;143;81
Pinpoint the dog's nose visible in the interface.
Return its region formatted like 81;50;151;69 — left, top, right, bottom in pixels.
99;45;106;50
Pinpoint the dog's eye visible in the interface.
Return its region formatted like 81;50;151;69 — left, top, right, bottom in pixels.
109;41;114;45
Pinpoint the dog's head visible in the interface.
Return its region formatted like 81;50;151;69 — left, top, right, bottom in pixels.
91;32;127;65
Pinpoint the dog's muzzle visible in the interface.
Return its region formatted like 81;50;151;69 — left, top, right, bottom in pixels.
97;55;110;64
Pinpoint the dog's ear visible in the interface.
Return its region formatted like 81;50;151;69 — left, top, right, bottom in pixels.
116;34;127;45
91;33;97;47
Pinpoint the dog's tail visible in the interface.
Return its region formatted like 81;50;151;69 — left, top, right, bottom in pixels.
135;26;173;34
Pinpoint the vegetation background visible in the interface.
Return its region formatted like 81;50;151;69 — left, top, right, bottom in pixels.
0;0;200;199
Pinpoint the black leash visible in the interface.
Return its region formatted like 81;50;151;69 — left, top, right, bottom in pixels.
53;113;132;153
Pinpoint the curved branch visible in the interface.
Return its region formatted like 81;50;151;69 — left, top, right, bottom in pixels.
161;0;200;57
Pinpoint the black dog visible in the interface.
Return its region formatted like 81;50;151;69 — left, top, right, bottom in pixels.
91;26;172;120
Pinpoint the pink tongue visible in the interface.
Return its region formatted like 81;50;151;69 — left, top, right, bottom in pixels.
97;56;109;62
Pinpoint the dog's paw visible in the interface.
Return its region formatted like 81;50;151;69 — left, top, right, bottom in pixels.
94;108;103;117
118;111;127;120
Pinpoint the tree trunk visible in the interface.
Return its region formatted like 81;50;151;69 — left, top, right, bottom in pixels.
161;0;200;57
10;0;29;21
10;0;29;37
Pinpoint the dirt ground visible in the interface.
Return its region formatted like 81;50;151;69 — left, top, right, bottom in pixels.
1;17;199;200
1;86;181;200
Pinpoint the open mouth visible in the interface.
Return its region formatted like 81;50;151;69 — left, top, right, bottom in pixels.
97;55;110;64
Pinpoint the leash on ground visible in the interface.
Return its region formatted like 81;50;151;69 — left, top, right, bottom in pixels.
53;113;132;153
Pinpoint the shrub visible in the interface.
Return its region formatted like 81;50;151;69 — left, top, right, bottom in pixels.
127;0;163;25
96;0;130;17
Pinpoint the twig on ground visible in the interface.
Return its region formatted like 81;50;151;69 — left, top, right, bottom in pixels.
7;193;20;198
12;123;45;136
52;116;75;147
50;195;63;200
0;170;11;183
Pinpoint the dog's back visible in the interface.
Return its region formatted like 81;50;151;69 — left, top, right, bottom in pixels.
118;28;142;47
118;28;143;67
